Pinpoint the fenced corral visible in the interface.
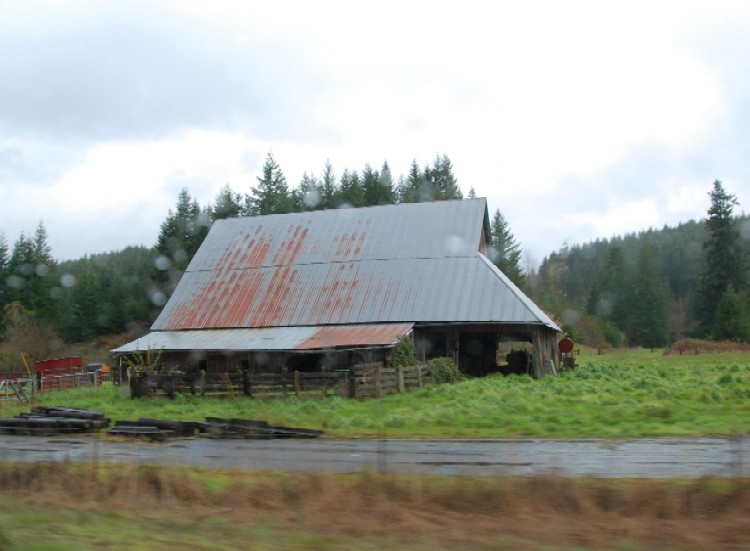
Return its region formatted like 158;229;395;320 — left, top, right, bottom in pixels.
0;377;35;404
1;370;105;405
40;371;104;392
129;363;431;400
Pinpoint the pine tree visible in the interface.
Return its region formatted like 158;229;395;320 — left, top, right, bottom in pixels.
711;287;750;342
429;154;462;200
586;245;628;325
378;161;396;204
629;239;669;348
339;169;364;208
489;209;525;287
29;222;59;324
361;162;395;206
693;180;747;336
211;184;243;220
319;160;339;209
397;159;424;203
294;172;321;211
361;164;381;206
0;233;9;324
245;152;293;215
155;188;210;296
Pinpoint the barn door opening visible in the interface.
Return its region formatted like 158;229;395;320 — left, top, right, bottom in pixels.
458;332;497;377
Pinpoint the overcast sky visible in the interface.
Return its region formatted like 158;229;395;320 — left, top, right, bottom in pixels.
1;0;749;266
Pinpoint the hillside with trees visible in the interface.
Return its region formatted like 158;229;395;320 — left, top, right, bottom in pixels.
1;159;748;364
532;181;749;348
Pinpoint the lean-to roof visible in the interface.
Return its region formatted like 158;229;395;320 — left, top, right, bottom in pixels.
112;323;415;354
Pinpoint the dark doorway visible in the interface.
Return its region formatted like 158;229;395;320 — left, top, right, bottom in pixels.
458;332;497;376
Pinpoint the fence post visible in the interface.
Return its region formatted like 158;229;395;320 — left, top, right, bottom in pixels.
375;367;382;399
242;368;251;397
294;370;301;399
416;365;423;388
348;367;356;399
397;366;405;393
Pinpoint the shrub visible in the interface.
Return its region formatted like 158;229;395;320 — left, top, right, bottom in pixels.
391;335;417;367
428;357;463;384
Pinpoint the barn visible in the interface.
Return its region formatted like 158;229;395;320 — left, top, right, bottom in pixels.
112;198;560;380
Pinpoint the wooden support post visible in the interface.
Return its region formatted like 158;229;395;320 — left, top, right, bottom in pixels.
375;366;382;399
416;365;423;388
397;366;405;393
242;368;251;397
348;367;356;399
294;370;301;399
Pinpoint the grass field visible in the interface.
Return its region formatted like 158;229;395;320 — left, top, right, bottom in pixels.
2;349;750;551
2;348;749;438
1;463;749;551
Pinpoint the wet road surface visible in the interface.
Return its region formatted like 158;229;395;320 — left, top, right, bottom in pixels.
1;435;749;477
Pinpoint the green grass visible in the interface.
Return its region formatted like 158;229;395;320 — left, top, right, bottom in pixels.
2;349;749;438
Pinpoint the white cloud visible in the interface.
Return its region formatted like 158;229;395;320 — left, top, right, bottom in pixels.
0;0;749;264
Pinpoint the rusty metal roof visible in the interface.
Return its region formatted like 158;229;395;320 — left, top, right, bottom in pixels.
151;199;559;332
112;323;414;354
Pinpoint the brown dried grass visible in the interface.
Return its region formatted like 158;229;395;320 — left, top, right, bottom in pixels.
665;338;750;355
1;463;749;550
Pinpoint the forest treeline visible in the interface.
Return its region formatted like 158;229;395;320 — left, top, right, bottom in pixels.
1;151;748;362
0;154;523;362
531;181;750;348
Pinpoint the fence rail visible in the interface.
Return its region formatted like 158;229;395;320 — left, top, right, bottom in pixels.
40;372;103;392
130;364;431;400
0;378;35;404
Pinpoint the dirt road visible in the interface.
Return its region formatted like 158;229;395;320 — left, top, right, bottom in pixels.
2;435;748;477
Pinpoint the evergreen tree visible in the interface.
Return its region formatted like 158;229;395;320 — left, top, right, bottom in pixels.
319;160;339;209
629;239;669;348
245;152;293;216
468;186;477;199
3;224;59;325
378;161;396;205
0;233;9;331
211;184;243;220
489;209;525;287
154;188;210;300
294;172;321;212
397;159;425;203
711;287;750;342
60;260;99;341
156;188;210;270
361;163;394;206
30;222;59;324
6;233;35;307
429;154;462;200
339;169;364;208
586;245;628;326
693;180;747;336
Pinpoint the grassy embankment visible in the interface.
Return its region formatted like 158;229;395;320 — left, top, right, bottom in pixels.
2;348;749;438
1;463;749;551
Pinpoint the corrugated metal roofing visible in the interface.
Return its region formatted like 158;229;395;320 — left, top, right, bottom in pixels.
112;323;414;354
151;199;559;332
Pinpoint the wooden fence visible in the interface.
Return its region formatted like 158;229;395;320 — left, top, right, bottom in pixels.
130;363;431;400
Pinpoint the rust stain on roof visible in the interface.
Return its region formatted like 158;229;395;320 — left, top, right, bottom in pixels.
151;200;560;332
